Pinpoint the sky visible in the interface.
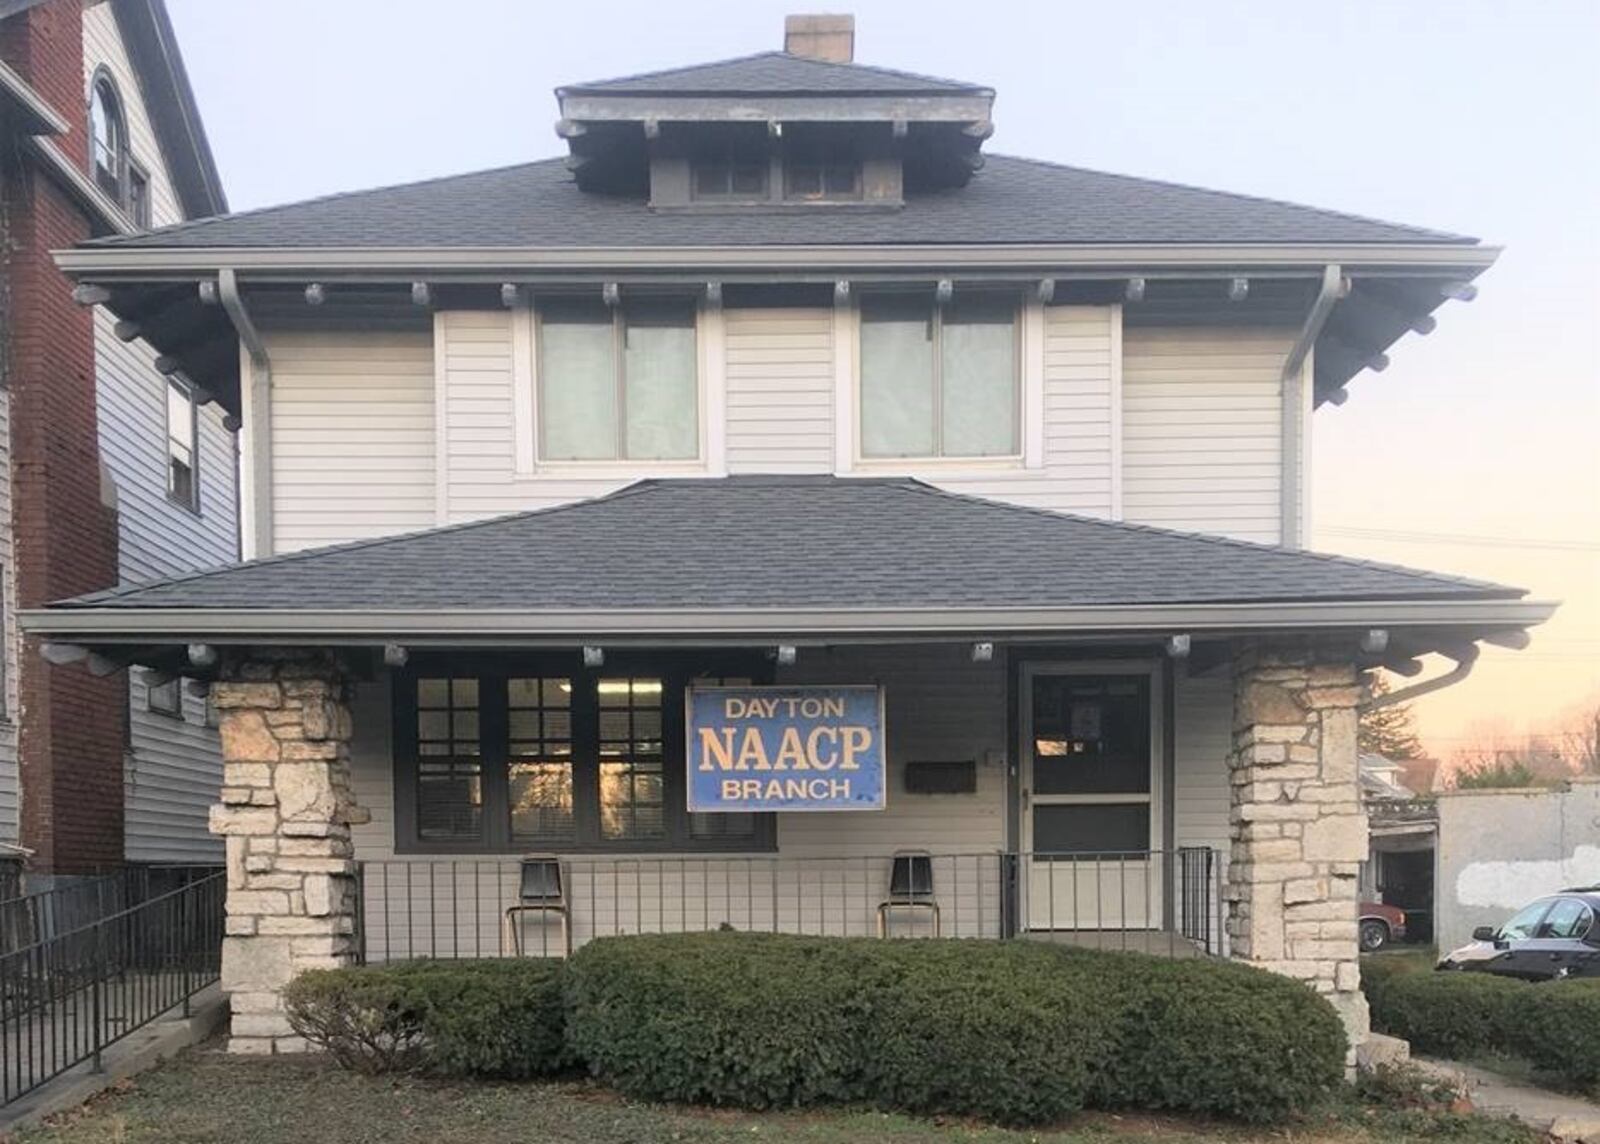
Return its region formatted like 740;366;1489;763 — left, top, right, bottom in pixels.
163;0;1600;758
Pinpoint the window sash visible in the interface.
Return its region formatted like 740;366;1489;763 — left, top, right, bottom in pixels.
395;660;773;855
537;301;699;462
166;380;199;508
859;295;1020;460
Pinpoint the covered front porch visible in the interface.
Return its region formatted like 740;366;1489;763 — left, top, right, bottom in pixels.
19;476;1552;1059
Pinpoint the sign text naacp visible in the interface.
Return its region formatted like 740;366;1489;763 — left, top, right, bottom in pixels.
687;686;885;812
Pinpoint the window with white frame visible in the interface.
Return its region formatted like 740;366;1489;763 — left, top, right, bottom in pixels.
859;293;1020;460
89;73;127;203
166;379;199;510
538;298;699;462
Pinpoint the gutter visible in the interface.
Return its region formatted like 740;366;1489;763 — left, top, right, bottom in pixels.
17;597;1558;646
51;242;1503;281
213;269;273;559
1361;643;1480;711
1280;264;1348;547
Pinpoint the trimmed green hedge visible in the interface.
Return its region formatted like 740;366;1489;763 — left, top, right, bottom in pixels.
565;932;1345;1124
1365;961;1600;1090
283;958;569;1078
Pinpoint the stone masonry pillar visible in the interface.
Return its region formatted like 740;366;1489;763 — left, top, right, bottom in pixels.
208;652;364;1054
1227;640;1370;1056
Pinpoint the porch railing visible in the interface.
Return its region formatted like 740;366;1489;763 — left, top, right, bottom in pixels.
0;871;225;1106
0;865;221;956
356;848;1224;963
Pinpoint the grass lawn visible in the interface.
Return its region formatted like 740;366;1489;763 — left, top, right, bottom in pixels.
5;1045;1542;1144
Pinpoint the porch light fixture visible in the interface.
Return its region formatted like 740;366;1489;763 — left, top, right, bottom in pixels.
970;641;994;663
410;281;431;307
1165;634;1191;659
1125;277;1146;303
383;643;409;667
1228;277;1250;302
582;645;605;667
71;284;111;306
775;645;797;666
1360;629;1390;655
187;643;218;668
304;283;325;306
500;283;522;308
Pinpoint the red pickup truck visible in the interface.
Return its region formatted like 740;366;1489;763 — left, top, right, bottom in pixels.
1360;901;1407;952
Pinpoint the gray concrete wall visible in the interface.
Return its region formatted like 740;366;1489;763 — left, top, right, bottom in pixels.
1435;779;1600;953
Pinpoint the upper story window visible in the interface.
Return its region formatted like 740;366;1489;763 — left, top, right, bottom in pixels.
784;144;862;202
127;162;151;229
166;379;199;510
859;293;1020;460
691;153;769;201
89;74;127;202
538;298;699;462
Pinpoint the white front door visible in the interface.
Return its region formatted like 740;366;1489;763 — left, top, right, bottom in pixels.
1020;663;1162;932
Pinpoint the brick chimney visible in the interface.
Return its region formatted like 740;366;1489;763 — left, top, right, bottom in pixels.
784;14;854;63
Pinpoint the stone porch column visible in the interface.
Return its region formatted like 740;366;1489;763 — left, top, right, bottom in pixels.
208;652;364;1054
1227;640;1369;1055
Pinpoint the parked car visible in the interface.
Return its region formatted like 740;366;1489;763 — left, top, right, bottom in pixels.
1360;901;1407;952
1437;888;1600;980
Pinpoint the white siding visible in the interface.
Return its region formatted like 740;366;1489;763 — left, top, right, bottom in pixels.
86;9;237;863
1121;327;1291;543
1172;669;1232;854
725;308;835;473
0;388;18;844
267;329;436;552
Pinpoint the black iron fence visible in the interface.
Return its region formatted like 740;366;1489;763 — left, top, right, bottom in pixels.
0;866;221;957
356;848;1225;963
0;871;224;1106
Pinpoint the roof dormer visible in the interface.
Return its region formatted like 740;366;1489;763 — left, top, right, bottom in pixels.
553;14;995;204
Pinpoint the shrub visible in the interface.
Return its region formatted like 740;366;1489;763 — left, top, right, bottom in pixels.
1368;969;1525;1057
1090;953;1346;1121
284;958;569;1078
1359;953;1423;1011
1519;978;1600;1088
564;931;1345;1125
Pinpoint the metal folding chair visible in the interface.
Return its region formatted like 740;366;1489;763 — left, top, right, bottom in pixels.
876;850;940;937
501;857;569;957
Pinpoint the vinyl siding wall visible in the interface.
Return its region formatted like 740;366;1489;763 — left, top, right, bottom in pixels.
85;7;237;863
1120;327;1294;545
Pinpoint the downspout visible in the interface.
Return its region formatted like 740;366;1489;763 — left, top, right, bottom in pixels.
1280;264;1347;549
1361;643;1480;712
215;268;273;559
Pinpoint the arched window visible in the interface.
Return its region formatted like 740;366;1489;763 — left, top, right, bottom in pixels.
89;73;127;201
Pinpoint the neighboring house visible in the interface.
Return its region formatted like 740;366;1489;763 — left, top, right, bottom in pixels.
1360;753;1437;944
0;0;232;878
24;14;1554;1057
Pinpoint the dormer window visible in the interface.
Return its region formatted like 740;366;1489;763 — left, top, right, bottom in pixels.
784;157;861;202
692;154;768;201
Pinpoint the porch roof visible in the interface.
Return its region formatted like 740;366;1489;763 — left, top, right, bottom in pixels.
22;477;1550;647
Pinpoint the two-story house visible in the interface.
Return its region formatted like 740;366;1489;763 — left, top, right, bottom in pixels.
1;0;234;882
24;15;1553;1057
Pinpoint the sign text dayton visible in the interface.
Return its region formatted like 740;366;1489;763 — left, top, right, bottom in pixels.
686;685;886;812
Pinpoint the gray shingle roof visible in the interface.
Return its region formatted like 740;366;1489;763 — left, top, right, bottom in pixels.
557;51;989;96
87;154;1474;250
56;476;1517;613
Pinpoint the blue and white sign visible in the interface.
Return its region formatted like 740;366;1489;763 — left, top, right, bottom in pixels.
686;685;886;813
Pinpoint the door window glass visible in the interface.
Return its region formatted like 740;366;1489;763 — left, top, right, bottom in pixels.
1541;898;1593;940
1031;676;1151;796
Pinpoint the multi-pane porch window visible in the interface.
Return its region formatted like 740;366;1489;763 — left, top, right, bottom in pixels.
538;299;698;462
508;677;574;846
399;665;771;854
859;294;1019;459
415;678;483;843
598;678;665;842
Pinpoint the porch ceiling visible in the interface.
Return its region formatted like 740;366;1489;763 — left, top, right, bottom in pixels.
20;476;1551;651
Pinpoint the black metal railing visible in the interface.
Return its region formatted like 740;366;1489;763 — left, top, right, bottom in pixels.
0;865;221;957
356;849;1224;963
0;871;224;1106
